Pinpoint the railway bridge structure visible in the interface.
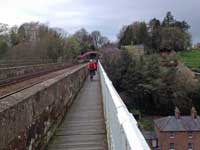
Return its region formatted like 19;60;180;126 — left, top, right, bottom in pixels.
0;62;150;150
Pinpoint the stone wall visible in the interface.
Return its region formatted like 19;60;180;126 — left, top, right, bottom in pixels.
0;63;72;84
0;64;87;150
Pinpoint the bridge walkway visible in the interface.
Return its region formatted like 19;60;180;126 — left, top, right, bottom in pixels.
47;74;108;150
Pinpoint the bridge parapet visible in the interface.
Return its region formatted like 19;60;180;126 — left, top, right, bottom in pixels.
0;64;87;150
99;62;150;150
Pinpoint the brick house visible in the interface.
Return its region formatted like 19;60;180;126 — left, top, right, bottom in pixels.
154;107;200;150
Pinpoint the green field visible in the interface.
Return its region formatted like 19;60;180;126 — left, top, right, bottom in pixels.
178;50;200;69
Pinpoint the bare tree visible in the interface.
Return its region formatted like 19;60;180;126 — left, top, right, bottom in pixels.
0;23;8;33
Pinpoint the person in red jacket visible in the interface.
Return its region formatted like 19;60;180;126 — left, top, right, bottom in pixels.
87;59;97;80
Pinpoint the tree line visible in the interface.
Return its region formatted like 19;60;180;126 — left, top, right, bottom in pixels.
103;50;200;115
0;22;109;63
103;12;200;115
118;12;191;53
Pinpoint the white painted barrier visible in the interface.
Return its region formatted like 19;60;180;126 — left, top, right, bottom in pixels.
99;62;150;150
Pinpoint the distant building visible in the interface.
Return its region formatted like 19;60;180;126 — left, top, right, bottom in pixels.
133;44;145;56
20;23;40;42
159;51;178;67
154;107;200;150
193;43;200;49
122;44;144;56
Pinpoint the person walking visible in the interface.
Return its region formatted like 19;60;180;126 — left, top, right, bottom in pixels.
87;59;97;80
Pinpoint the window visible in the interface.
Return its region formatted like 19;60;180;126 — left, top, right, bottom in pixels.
169;143;175;150
169;131;175;138
188;143;193;150
188;131;193;138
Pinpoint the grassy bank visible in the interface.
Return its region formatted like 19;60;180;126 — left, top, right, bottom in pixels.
178;49;200;70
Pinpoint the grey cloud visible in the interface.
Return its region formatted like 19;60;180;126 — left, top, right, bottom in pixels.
7;0;200;43
61;0;199;42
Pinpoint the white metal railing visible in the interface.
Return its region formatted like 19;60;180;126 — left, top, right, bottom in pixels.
99;62;150;150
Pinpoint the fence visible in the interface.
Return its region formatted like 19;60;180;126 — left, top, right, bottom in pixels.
99;62;150;150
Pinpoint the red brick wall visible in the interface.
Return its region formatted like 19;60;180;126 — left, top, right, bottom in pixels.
155;126;200;150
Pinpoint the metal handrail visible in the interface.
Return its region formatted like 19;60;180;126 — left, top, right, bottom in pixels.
99;62;150;150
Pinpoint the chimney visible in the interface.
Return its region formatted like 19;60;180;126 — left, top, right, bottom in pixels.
191;107;197;119
175;107;180;119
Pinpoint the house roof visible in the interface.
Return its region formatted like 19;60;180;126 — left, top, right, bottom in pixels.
154;116;200;132
134;44;144;49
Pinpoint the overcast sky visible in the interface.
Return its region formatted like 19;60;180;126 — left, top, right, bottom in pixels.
0;0;199;43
